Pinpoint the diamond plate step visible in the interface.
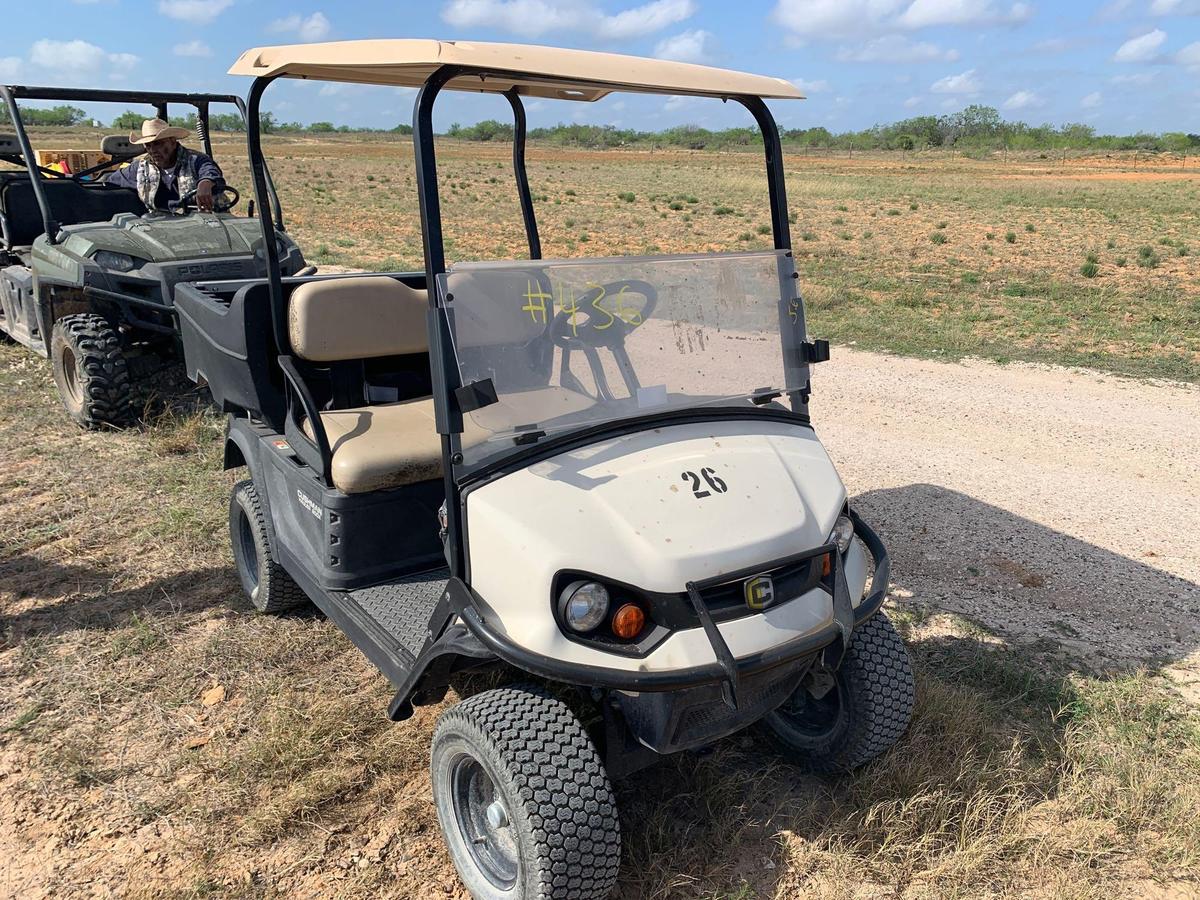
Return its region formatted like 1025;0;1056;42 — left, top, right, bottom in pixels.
346;568;448;661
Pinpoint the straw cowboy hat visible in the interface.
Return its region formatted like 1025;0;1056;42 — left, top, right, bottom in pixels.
129;118;191;145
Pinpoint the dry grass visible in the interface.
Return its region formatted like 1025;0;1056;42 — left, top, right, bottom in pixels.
1;344;1198;898
1;130;1198;896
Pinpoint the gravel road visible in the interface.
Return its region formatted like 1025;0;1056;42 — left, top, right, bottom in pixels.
813;349;1200;683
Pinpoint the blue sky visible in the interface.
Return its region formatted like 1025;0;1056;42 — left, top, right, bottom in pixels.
4;1;1199;133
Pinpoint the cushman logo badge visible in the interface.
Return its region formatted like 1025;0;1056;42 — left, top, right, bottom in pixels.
296;489;322;520
744;575;774;611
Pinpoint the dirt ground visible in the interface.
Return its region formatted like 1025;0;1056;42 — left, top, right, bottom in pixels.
1;343;1197;898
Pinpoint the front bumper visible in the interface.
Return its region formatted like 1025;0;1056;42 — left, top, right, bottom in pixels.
454;509;890;694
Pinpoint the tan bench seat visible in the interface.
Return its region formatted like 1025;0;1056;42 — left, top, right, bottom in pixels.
306;387;596;494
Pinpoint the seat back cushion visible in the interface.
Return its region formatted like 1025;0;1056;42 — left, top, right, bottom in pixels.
0;177;145;248
288;275;429;362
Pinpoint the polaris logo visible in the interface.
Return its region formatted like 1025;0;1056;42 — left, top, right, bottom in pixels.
296;489;322;520
744;575;774;611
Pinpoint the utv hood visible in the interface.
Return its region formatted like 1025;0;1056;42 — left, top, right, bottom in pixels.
466;418;849;595
55;212;271;263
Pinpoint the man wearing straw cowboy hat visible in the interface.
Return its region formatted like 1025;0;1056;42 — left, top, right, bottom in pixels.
106;118;225;213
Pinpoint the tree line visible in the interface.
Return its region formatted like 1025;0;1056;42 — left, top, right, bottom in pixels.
5;102;1197;153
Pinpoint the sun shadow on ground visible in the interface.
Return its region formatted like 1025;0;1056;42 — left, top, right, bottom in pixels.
609;482;1200;896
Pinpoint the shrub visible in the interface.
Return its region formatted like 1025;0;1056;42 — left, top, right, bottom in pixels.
836;204;848;211
565;188;576;196
738;231;753;241
801;231;817;241
936;221;947;229
1080;261;1099;278
1106;238;1116;249
930;232;948;244
1085;251;1099;264
756;224;771;234
1005;231;1017;243
1116;256;1128;267
669;201;684;211
832;216;846;225
1137;246;1160;268
618;191;635;202
887;209;901;216
714;205;734;215
985;232;995;240
1025;223;1036;232
909;202;919;210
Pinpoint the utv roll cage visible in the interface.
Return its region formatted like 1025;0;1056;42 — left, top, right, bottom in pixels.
0;84;285;244
234;41;822;585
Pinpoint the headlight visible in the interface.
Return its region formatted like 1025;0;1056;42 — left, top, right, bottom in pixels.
559;581;610;632
830;514;854;554
92;250;144;272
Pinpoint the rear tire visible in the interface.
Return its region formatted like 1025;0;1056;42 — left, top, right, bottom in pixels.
50;314;134;430
762;611;914;774
432;685;621;900
229;479;307;613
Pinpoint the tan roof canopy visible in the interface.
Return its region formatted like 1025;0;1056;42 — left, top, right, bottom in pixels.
228;39;804;102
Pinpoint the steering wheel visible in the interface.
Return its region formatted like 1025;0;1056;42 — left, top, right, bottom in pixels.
170;185;240;214
550;279;658;350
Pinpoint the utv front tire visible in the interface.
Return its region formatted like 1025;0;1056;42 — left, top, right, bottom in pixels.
432;686;621;900
229;480;307;613
50;314;134;430
763;611;914;774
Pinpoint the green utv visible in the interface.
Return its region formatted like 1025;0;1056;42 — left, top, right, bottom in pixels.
0;86;307;429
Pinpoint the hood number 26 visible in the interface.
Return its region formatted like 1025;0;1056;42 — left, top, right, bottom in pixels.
681;467;728;499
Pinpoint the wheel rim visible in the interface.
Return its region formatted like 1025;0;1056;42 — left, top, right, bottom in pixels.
236;508;260;593
449;752;519;891
59;344;83;407
775;677;847;743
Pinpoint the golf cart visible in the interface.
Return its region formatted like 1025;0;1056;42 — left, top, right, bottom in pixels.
178;40;914;898
0;86;307;429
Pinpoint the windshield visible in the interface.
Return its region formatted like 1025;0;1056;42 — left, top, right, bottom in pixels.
436;249;807;470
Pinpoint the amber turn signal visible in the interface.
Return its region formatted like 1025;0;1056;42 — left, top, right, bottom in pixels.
821;553;832;577
611;603;645;640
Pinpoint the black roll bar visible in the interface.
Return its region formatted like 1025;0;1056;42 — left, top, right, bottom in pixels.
504;88;541;260
0;84;58;243
2;84;282;245
242;66;796;583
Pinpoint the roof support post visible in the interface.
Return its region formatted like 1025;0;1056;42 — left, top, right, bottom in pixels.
413;65;469;579
245;74;288;353
1;84;59;244
734;95;791;250
505;88;541;260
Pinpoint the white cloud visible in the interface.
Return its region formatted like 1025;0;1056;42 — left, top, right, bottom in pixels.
1110;70;1156;84
1097;0;1133;19
837;34;959;61
904;94;923;107
1113;29;1166;62
772;0;906;40
0;57;21;79
1151;0;1200;14
930;68;981;93
791;77;831;93
1031;37;1069;53
173;40;213;57
1002;89;1043;109
268;11;332;41
772;0;1030;39
653;29;715;63
157;0;233;24
29;40;139;73
1177;41;1200;67
898;0;1032;29
1081;90;1102;108
442;0;695;40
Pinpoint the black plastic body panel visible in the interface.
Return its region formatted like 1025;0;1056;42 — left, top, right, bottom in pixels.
254;424;446;591
176;280;284;422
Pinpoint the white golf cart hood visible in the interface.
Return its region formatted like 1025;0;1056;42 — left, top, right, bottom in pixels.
465;418;863;672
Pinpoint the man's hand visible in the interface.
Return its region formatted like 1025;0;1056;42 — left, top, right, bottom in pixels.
196;179;215;212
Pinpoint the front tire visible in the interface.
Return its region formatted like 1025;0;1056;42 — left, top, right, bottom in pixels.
762;611;914;774
432;686;621;900
229;479;307;613
50;314;134;430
